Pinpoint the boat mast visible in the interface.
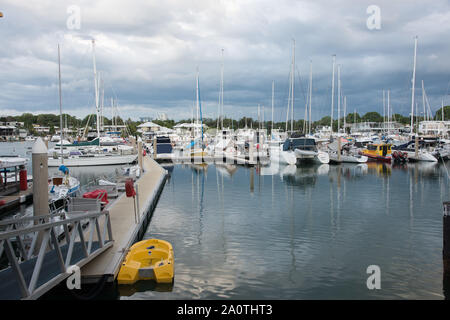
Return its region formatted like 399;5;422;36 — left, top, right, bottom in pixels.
343;96;346;134
410;36;418;135
92;39;100;139
330;54;336;137
337;64;341;133
196;68;200;141
271;80;274;133
221;49;224;130
291;39;295;133
383;90;386;134
387;90;390;135
57;44;64;164
308;60;312;135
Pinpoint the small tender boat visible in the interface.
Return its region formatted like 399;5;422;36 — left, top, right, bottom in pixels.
118;239;174;285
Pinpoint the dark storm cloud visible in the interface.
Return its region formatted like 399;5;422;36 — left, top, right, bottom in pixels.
0;0;449;121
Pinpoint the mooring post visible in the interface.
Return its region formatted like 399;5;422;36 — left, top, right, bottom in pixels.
137;137;143;172
44;137;48;149
249;138;254;164
32;138;49;255
415;135;419;159
443;202;450;260
32;137;49;219
444;201;450;299
153;136;158;160
338;136;342;162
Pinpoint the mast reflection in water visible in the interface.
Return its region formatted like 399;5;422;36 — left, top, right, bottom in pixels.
119;161;450;300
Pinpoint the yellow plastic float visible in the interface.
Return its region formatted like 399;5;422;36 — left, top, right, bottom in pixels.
117;239;174;284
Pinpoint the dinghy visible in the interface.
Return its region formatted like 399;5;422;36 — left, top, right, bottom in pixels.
118;239;174;284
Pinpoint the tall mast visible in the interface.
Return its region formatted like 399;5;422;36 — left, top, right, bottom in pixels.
196;67;200;140
92;39;100;138
220;48;224;130
422;80;426;122
271;80;274;132
291;39;295;133
57;44;64;164
387;90;390;135
410;36;418;134
337;64;341;133
343;96;347;134
383;90;386;133
330;55;336;136
308;60;312;135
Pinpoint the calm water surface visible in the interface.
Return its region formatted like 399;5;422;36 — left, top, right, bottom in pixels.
3;142;450;299
120;160;450;300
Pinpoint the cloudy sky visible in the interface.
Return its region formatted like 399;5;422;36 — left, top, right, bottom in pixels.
1;0;450;122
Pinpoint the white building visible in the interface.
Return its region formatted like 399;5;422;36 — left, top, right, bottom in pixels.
418;121;450;136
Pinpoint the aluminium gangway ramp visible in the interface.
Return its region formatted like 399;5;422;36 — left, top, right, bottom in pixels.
0;209;114;300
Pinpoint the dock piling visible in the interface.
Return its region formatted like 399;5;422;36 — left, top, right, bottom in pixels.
443;202;450;260
137;137;143;172
32;138;49;219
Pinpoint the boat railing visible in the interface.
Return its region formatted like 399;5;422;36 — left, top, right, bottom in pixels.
0;208;114;300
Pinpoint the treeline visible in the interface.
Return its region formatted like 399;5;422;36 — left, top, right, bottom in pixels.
2;107;449;136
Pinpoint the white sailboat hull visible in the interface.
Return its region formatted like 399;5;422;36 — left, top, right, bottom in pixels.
48;154;137;167
294;149;330;164
329;153;368;163
405;150;438;162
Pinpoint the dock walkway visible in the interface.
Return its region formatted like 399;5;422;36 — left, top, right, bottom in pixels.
80;156;167;283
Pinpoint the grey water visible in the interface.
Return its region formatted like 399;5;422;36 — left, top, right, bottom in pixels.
121;161;450;300
2;142;450;299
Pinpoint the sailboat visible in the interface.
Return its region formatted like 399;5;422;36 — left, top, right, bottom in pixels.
48;40;137;167
189;68;208;158
392;36;437;163
48;44;80;204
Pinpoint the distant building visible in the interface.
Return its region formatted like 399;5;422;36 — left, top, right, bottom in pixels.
418;121;450;136
139;117;152;122
137;121;161;133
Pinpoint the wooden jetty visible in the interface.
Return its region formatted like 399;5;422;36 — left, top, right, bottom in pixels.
80;156;167;283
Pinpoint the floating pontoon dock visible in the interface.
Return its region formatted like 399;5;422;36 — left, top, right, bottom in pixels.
80;156;167;283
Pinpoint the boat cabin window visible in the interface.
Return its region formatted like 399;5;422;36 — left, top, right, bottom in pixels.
367;145;378;151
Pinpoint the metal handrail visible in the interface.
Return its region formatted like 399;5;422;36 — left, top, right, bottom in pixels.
0;209;114;300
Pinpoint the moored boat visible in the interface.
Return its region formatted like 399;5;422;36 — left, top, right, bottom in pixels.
360;143;392;163
118;239;174;284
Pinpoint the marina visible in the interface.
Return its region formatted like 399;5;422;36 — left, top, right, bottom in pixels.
2;1;450;303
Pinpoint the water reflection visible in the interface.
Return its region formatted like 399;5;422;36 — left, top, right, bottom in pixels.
121;160;450;299
119;280;174;297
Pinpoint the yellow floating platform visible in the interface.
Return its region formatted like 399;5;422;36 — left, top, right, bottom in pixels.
117;239;174;285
